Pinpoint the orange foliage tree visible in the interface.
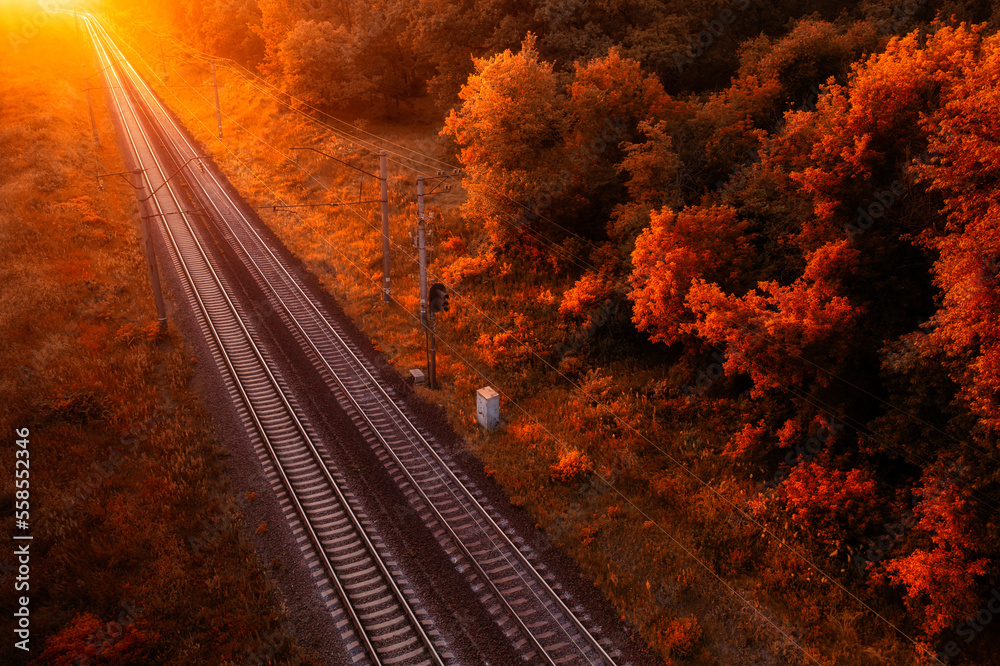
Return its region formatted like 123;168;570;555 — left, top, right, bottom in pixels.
443;39;674;249
684;239;860;397
628;205;751;347
910;30;1000;432
884;481;989;636
779;461;881;548
441;33;568;249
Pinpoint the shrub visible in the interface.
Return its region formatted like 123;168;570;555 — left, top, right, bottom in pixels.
780;462;880;548
656;616;702;657
549;449;593;484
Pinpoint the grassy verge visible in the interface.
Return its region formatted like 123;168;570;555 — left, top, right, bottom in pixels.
104;17;930;665
0;14;316;665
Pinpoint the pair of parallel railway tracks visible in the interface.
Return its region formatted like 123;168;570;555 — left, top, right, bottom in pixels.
86;15;621;665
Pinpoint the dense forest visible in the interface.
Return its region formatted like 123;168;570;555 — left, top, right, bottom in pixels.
59;0;1000;662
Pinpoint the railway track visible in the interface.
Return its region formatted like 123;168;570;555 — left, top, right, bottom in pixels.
87;17;445;666
88;13;625;665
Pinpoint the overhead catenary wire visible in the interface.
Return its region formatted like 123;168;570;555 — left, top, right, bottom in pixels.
121;0;992;520
114;24;607;279
84;17;442;663
117;0;996;563
135;21;610;257
103;22;788;664
100;19;829;662
106;17;981;664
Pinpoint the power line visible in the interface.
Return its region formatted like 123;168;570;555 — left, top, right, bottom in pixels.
134;20;609;257
103;19;982;663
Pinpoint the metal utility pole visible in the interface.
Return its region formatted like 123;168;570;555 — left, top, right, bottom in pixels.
211;61;223;139
84;81;100;146
159;37;168;82
428;306;437;389
380;150;390;303
132;169;168;331
416;176;436;387
417;176;428;327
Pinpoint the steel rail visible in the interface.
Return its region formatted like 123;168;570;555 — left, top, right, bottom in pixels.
95;15;618;664
86;17;441;666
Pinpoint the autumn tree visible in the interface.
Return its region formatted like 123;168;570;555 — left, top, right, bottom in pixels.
628;205;751;347
779;461;881;549
192;0;265;66
254;0;304;77
684;239;861;397
609;119;684;245
443;40;677;251
441;33;569;250
909;29;1000;432
275;20;373;109
884;478;989;637
560;48;679;237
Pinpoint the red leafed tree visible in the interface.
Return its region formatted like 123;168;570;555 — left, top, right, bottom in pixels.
683;239;861;397
628;205;750;346
614;119;683;218
911;30;1000;432
780;461;880;548
38;613;155;665
566;47;675;153
560;48;680;233
760;24;982;242
884;481;988;636
559;272;613;322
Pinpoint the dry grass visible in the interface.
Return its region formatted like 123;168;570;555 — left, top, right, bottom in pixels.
0;15;316;665
102;17;934;665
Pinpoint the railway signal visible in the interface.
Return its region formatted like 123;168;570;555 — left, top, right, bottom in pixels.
429;283;449;313
415;172;458;388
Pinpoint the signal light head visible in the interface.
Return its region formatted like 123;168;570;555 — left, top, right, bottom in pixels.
429;282;449;314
